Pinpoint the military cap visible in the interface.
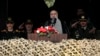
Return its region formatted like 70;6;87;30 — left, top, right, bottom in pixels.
79;16;87;22
25;19;33;24
6;17;14;24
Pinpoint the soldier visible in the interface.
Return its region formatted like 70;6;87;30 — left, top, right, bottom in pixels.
0;17;20;40
70;16;96;40
19;19;33;39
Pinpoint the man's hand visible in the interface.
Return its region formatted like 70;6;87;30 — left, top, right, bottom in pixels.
71;21;79;28
19;23;24;29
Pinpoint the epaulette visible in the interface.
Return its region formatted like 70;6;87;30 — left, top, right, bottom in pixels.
15;29;20;32
1;29;7;32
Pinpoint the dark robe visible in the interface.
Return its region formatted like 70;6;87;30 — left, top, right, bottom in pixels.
44;18;70;35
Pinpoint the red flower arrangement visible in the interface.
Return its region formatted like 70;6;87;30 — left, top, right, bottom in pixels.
34;26;58;37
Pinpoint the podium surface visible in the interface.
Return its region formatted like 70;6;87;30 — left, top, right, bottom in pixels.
28;34;67;42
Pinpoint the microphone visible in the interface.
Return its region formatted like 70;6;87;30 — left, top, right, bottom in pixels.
50;18;56;26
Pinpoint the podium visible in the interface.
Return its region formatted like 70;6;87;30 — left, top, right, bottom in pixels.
28;34;67;42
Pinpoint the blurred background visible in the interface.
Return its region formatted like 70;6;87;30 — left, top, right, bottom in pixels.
0;0;99;30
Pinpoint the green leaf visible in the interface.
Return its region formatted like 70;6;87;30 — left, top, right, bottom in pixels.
44;0;55;8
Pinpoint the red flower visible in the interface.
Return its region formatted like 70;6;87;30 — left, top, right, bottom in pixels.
35;26;58;34
37;26;47;33
45;26;55;32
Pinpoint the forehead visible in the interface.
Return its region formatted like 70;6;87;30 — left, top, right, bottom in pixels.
50;10;58;14
80;21;87;23
25;24;33;25
6;23;14;24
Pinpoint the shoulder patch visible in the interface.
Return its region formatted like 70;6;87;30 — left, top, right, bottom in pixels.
1;29;7;32
15;29;20;32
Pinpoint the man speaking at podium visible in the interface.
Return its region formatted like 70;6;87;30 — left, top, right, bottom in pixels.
45;10;70;35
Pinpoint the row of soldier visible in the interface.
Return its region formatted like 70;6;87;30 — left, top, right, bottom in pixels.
0;9;96;40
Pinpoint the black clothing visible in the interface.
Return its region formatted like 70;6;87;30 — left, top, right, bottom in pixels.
70;23;95;40
0;29;21;40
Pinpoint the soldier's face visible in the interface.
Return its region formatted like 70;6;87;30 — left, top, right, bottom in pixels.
6;23;14;28
50;10;58;19
25;24;33;30
80;21;87;27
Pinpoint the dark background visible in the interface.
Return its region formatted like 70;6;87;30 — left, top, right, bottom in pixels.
0;0;99;30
